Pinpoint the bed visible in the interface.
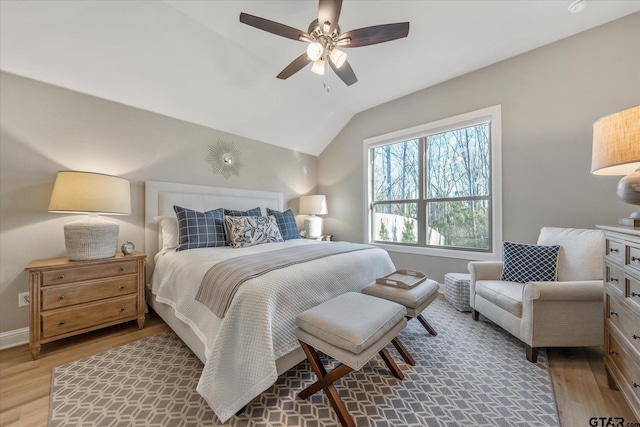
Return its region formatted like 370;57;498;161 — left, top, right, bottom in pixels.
144;180;396;423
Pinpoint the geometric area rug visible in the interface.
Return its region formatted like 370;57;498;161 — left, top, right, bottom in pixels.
49;299;559;426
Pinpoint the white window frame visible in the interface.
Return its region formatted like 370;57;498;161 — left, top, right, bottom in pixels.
363;105;502;261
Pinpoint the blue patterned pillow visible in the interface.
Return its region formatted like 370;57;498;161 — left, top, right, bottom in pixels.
223;207;261;217
174;205;225;251
266;208;300;240
501;242;560;283
225;215;284;248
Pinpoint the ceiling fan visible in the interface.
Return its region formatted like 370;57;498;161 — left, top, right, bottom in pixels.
239;0;409;87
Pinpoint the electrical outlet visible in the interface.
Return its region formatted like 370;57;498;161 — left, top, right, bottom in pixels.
18;292;30;307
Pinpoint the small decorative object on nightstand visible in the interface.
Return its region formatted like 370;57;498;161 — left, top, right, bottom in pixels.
304;234;333;241
25;252;146;359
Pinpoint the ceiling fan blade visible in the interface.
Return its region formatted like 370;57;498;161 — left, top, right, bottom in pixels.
338;22;409;48
318;0;342;35
277;53;312;80
240;12;309;41
329;58;357;86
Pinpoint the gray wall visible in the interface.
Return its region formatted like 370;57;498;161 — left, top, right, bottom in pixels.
0;72;318;333
318;13;640;283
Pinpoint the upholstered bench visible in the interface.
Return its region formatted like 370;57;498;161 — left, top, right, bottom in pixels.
362;278;440;339
295;292;412;427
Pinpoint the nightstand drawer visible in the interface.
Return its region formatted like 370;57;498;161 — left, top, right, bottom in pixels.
606;237;625;265
42;260;137;286
606;262;625;295
608;296;640;356
41;295;137;339
41;276;138;310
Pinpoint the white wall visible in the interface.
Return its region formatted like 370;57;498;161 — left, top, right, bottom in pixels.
0;72;318;334
318;13;640;282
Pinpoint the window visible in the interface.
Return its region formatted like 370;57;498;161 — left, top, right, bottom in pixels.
364;105;502;260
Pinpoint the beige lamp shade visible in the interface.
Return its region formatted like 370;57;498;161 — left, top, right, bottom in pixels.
591;105;640;176
299;195;328;215
48;171;131;214
49;171;131;260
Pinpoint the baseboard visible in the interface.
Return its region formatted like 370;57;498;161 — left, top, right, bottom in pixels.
0;327;29;350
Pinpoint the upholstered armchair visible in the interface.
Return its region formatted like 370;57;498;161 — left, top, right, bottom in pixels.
468;227;604;363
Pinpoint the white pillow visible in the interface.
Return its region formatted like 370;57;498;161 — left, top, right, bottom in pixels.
536;227;604;281
154;216;179;255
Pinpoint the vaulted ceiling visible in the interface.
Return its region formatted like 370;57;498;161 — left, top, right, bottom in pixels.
1;1;639;156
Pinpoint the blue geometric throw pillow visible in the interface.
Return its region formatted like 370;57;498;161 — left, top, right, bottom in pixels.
501;242;560;283
266;208;300;240
174;205;226;251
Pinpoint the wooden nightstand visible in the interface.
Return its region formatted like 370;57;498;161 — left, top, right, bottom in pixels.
25;252;146;360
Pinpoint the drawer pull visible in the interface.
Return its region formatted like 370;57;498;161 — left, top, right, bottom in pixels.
119;285;125;289
610;248;619;253
610;311;618;316
59;295;65;300
120;267;125;271
633;382;640;388
610;277;619;283
609;350;618;356
633;334;640;340
632;256;639;262
120;307;126;312
58;275;65;279
632;292;640;298
59;320;65;325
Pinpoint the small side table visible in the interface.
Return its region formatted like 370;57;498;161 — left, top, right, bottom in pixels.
443;273;471;312
25;252;146;359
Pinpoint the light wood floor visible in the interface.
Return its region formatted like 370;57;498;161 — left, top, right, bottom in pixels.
0;314;637;427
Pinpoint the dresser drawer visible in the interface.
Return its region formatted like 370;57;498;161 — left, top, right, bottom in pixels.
41;276;138;310
606;262;625;295
607;332;640;405
41;295;137;339
629;275;640;312
608;296;640;356
628;243;640;277
606;237;625;265
42;260;138;286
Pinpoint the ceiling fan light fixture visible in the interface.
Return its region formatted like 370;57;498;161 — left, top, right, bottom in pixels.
306;42;324;61
329;48;347;68
311;59;325;75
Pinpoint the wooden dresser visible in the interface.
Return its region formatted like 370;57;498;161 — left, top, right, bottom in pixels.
599;225;640;419
25;252;146;359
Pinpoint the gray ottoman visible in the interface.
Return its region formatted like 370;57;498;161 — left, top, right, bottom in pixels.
296;292;412;427
362;278;440;337
443;272;472;312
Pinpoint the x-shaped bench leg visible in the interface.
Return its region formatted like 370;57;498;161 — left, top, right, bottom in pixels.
298;340;405;427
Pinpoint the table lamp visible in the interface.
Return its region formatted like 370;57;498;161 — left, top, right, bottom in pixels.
299;195;328;238
591;105;640;227
48;171;131;260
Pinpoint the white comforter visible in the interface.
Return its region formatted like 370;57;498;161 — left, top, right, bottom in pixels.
150;239;395;423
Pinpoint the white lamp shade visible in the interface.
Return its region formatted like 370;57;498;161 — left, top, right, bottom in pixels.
311;59;325;75
329;48;347;68
591;105;640;176
299;195;328;215
48;171;131;215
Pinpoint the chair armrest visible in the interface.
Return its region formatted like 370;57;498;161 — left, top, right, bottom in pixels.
523;280;604;302
468;261;504;281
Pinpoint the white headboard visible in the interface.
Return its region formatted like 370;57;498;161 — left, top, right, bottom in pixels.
144;180;283;273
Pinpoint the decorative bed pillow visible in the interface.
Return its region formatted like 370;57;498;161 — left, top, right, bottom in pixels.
266;208;300;240
223;207;261;243
225;215;284;248
174;205;226;251
154;216;179;254
501;242;560;283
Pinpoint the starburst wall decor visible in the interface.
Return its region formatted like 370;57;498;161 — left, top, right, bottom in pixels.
207;140;243;179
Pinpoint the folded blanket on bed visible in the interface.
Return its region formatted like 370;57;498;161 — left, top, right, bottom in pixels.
196;242;374;317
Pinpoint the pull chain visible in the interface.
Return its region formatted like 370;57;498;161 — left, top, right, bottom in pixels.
323;51;330;92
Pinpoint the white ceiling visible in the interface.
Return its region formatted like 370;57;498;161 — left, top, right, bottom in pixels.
1;1;639;156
